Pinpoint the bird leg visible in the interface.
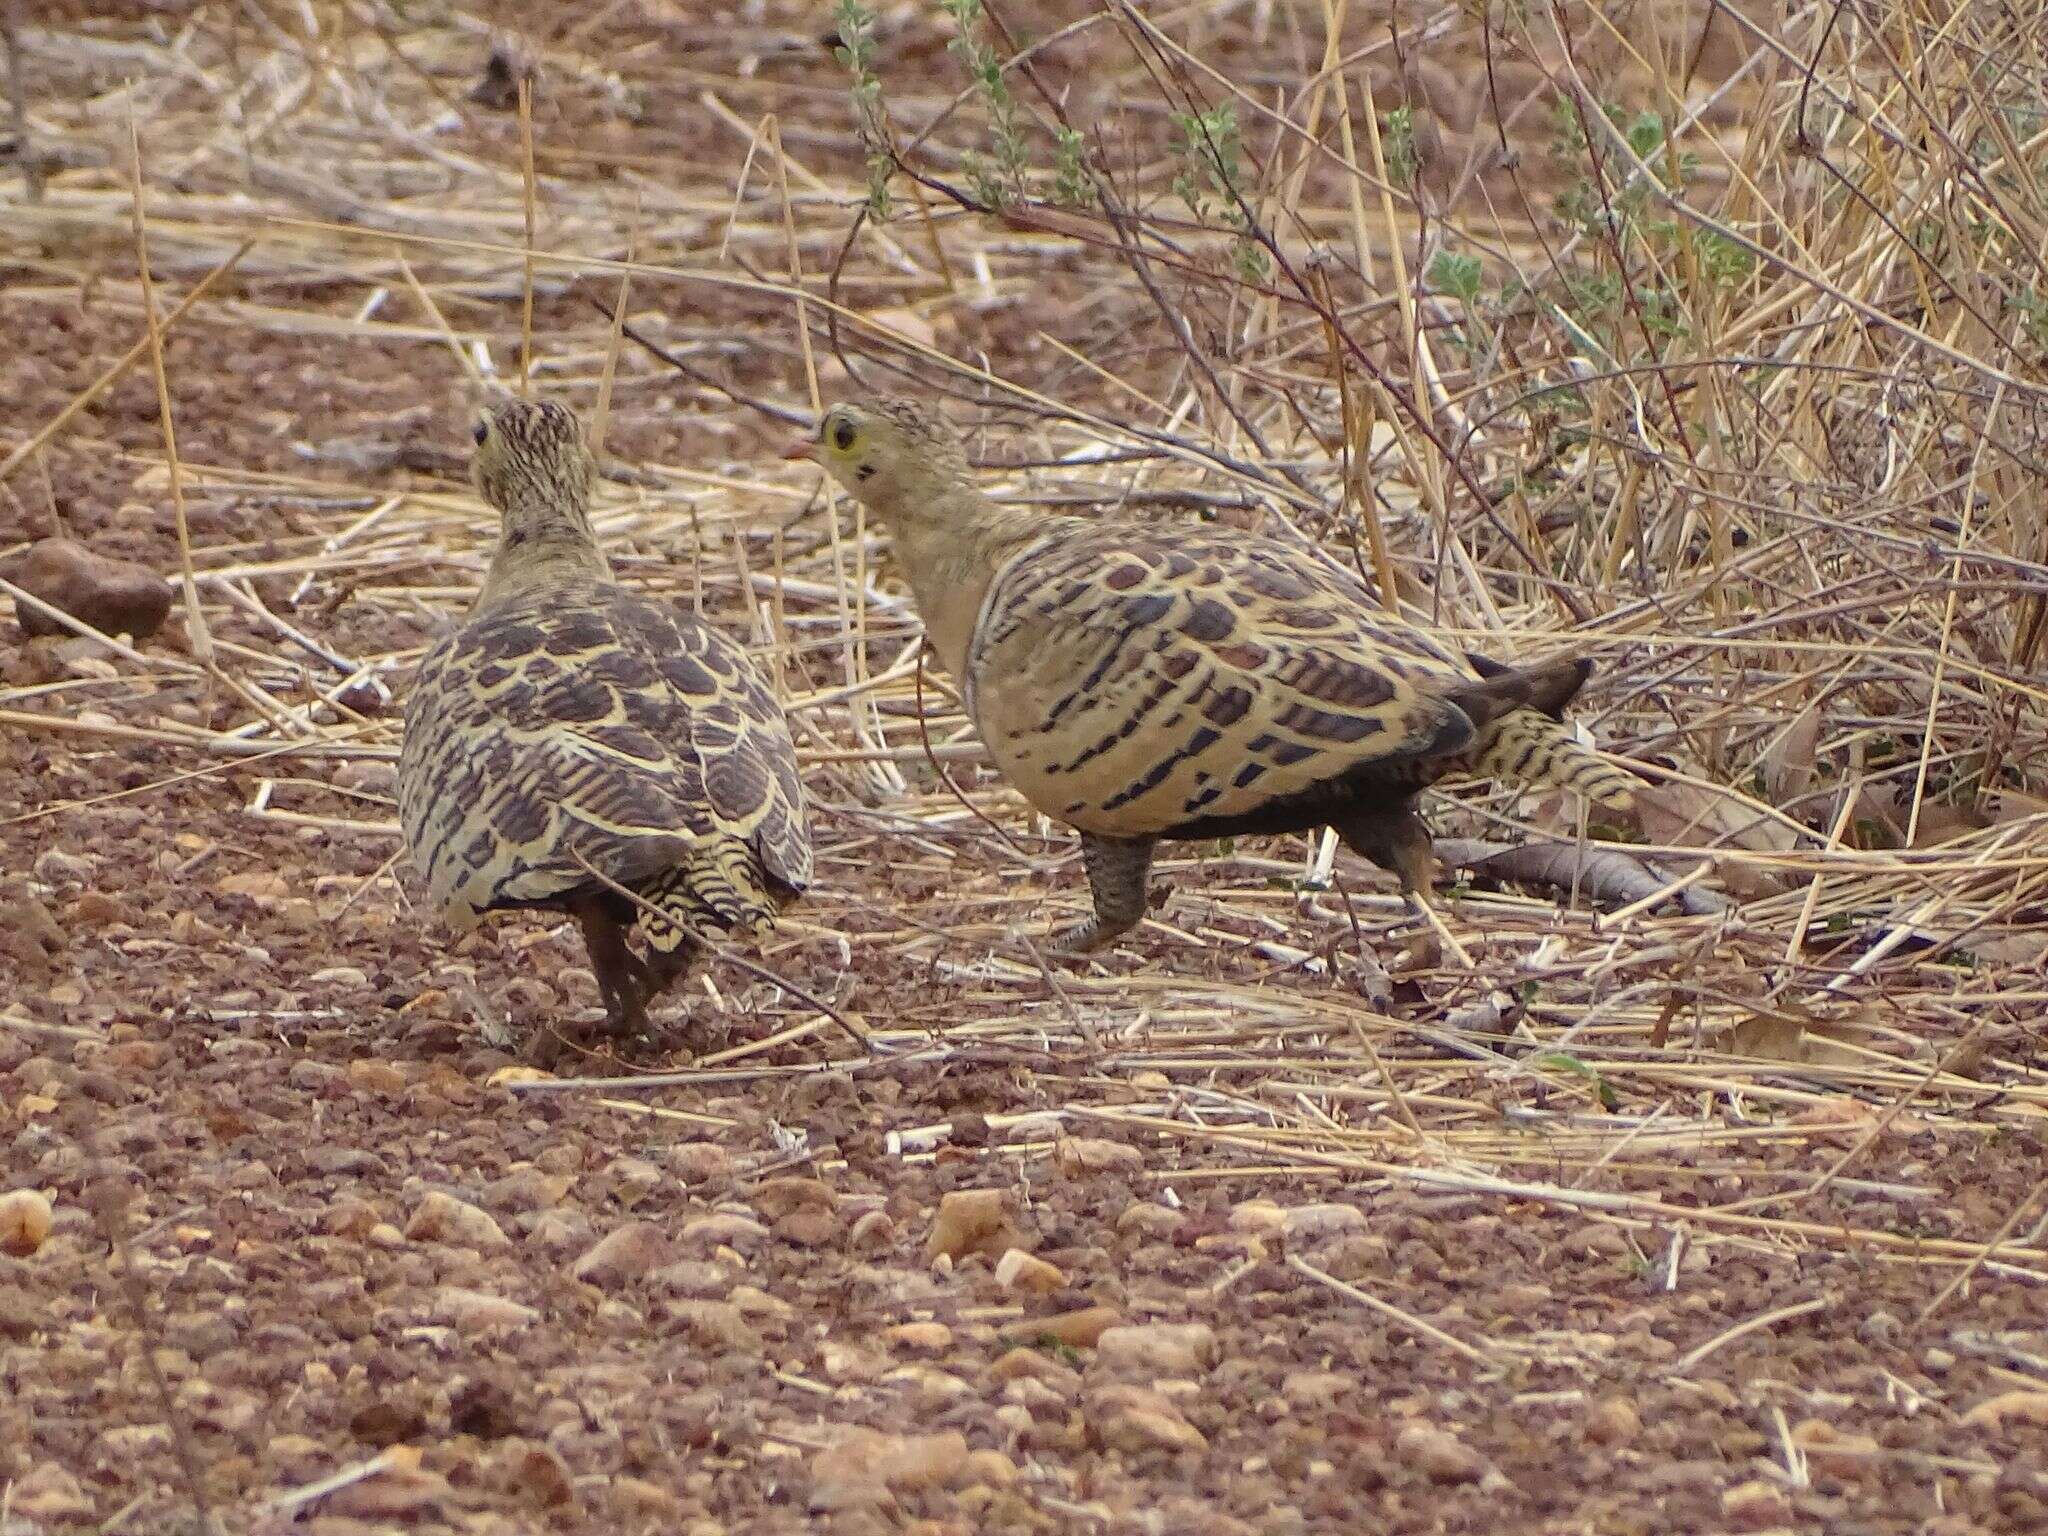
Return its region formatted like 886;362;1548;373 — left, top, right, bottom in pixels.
569;896;650;1041
1052;834;1157;954
1334;806;1476;968
1334;806;1437;897
627;936;705;1053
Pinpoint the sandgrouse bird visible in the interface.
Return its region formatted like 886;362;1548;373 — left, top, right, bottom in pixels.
787;396;1633;954
399;396;811;1057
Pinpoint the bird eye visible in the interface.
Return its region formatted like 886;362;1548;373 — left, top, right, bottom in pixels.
472;419;489;446
832;418;856;452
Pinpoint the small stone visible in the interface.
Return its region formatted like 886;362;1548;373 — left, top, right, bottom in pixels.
1960;1389;2048;1429
1229;1199;1287;1235
0;1189;54;1257
1790;1418;1880;1476
664;1142;732;1183
1095;1322;1217;1377
1003;1375;1069;1414
326;1464;452;1520
347;1059;409;1095
307;965;369;988
809;1428;969;1511
323;1196;380;1245
773;1206;842;1248
927;1188;1021;1262
1281;1370;1350;1410
1584;1395;1640;1447
994;1247;1066;1294
487;1065;552;1088
1282;1204;1367;1242
727;1284;791;1319
1858;1309;1903;1347
572;1221;669;1287
1394;1422;1486;1483
755;1177;841;1246
1117;1202;1183;1242
433;1286;538;1334
1566;1222;1630;1258
1000;1305;1120;1349
612;1476;682;1517
848;1209;896;1250
333;760;397;796
10;1461;95;1520
886;1322;954;1354
216;870;289;902
604;1155;664;1202
677;1212;768;1252
1055;1136;1145;1177
68;892;124;927
1311;1232;1392;1281
1086;1385;1206;1453
1720;1478;1790;1529
34;849;94;885
405;1191;511;1251
524;1210;589;1256
988;1347;1082;1393
666;1300;762;1354
652;1260;732;1298
484;1166;574;1212
820;1342;885;1383
963;1449;1019;1488
511;1442;576;1509
447;1378;523;1439
12;537;173;640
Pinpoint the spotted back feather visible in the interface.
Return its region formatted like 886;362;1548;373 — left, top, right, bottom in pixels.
963;520;1608;839
398;579;810;935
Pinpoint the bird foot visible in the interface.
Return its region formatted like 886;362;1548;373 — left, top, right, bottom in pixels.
1048;918;1115;956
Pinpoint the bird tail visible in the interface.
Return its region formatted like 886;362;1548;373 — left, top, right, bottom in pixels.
632;841;778;953
1469;710;1637;810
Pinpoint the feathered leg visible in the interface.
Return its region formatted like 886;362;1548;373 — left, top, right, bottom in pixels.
1333;804;1436;896
570;895;649;1040
1053;833;1157;954
1334;804;1478;969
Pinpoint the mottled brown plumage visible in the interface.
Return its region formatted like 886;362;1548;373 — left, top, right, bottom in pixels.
399;396;810;1055
790;396;1632;953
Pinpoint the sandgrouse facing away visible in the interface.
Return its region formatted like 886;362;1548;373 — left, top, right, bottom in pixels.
788;396;1633;954
399;396;810;1058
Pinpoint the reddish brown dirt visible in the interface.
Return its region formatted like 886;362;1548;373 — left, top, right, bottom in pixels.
6;4;2048;1535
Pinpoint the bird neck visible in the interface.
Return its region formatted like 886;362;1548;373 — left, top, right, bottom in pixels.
474;500;611;612
870;482;1061;683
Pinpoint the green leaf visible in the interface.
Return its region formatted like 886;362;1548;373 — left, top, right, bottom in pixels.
1428;249;1484;303
1531;1051;1619;1111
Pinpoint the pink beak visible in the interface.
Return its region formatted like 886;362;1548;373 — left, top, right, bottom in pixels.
781;436;817;462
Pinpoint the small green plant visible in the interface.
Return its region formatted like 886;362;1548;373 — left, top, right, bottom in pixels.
1428;249;1486;351
1694;229;1755;288
1052;125;1091;207
1170;104;1269;280
1384;105;1417;189
1429;249;1483;304
941;0;1028;209
2017;286;2048;349
833;0;894;218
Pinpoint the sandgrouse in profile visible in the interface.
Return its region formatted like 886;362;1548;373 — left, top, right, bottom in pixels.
787;396;1632;954
399;396;810;1056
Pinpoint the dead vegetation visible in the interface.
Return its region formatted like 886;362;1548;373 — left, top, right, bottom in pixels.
4;2;2048;1532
